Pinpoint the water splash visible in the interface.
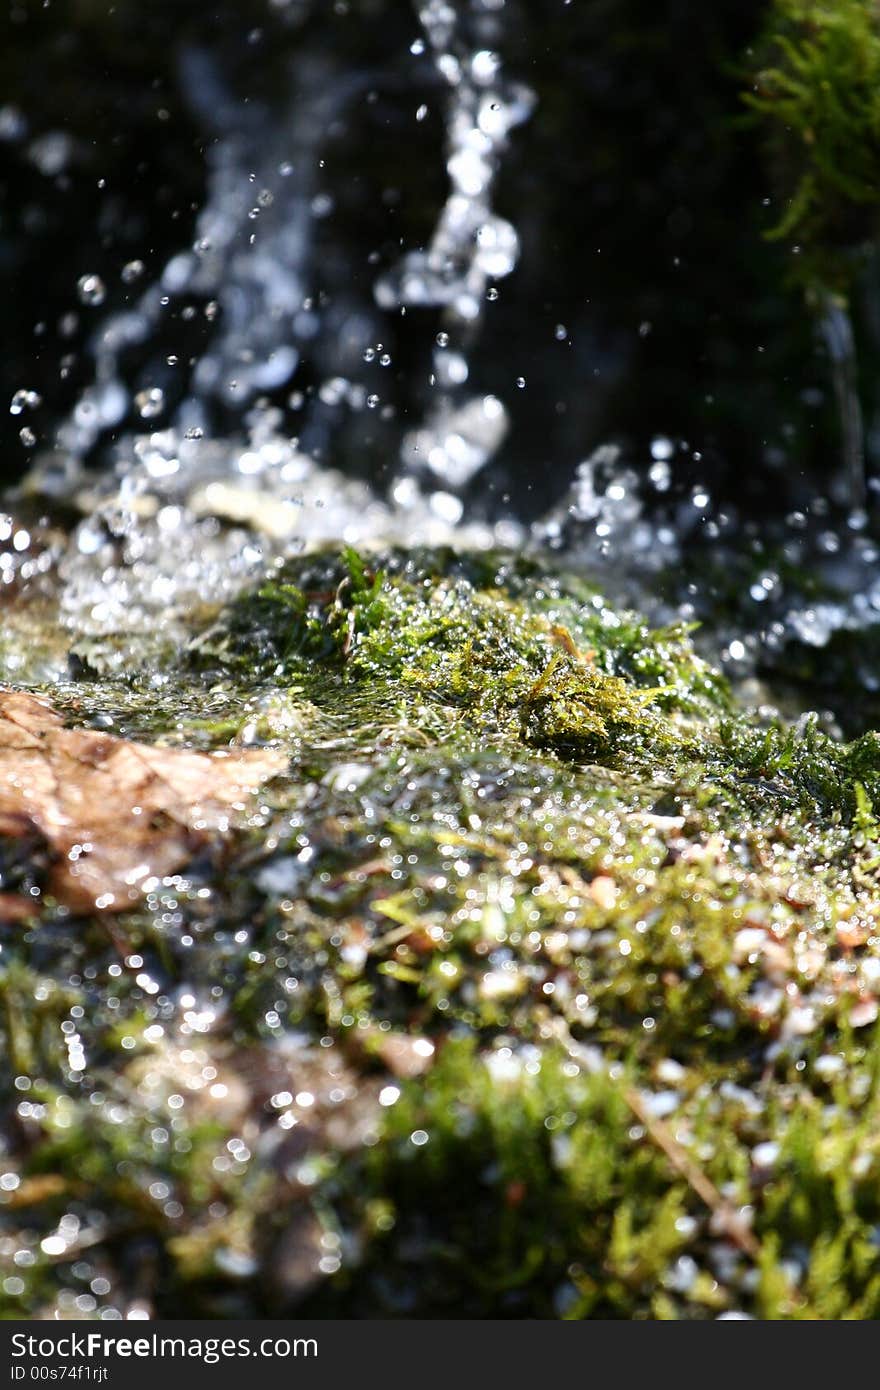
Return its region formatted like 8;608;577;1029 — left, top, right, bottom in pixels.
14;0;880;701
818;292;867;514
55;45;354;463
12;0;536;646
378;0;534;487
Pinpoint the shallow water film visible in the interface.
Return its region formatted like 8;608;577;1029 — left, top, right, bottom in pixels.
6;0;880;1321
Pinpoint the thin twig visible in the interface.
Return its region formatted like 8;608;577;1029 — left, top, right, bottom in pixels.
554;1020;761;1260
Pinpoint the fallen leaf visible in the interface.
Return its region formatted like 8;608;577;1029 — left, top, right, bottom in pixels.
0;689;286;914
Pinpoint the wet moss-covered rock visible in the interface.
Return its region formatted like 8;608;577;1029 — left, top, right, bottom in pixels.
5;546;880;1318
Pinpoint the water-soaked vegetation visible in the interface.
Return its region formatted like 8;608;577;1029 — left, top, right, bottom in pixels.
4;546;880;1318
9;0;880;1329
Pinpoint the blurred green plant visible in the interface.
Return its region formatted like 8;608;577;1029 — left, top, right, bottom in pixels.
744;0;880;302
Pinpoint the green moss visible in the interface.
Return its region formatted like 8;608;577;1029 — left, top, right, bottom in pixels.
744;0;880;299
6;545;880;1318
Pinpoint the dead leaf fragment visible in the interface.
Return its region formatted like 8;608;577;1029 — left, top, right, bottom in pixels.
589;874;618;911
0;689;286;913
0;892;36;923
366;1030;436;1078
850;997;879;1029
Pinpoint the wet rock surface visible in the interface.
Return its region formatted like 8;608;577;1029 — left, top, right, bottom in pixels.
2;543;880;1318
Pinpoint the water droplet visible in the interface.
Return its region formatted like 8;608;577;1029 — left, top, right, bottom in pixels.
134;387;165;419
416;104;429;122
121;259;145;284
77;274;106;306
9;389;40;415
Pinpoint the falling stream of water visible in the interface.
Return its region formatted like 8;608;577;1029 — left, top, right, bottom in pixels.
378;0;533;488
10;0;537;645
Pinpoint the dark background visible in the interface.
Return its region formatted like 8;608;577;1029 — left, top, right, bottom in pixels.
0;0;853;519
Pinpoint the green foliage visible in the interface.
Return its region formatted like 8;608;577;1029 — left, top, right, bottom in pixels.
744;0;880;297
326;1040;698;1317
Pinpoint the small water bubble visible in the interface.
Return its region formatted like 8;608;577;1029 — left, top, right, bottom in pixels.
134;387;165;419
474;217;519;277
366;394;380;409
380;353;392;366
650;435;674;461
471;49;501;84
166;354;178;366
416;104;429;122
0;106;26;142
184;425;204;440
486;287;499;301
516;376;526;388
18;427;36;447
9;389;40;415
648;459;671;492
121;259;144;284
77;274;106;306
436;331;449;347
435;350;468;385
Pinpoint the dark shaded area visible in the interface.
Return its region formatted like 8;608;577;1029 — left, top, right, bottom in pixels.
0;0;848;516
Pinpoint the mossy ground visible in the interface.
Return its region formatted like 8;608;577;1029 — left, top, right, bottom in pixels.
4;547;880;1318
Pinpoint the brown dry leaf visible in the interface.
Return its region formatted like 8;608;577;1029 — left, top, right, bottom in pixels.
0;689;286;914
